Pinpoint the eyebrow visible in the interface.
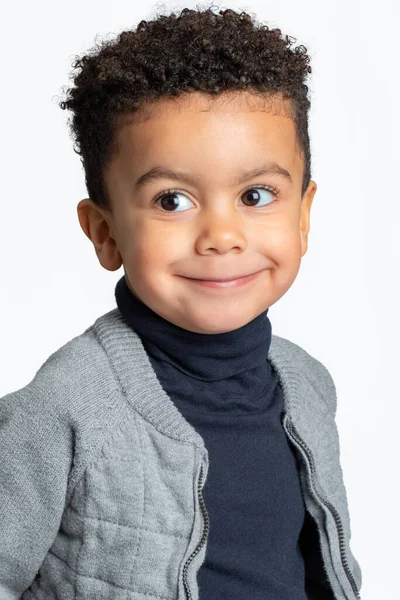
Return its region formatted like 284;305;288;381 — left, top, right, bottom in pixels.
135;162;293;189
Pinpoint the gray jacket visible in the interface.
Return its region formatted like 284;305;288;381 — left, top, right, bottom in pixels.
0;308;362;600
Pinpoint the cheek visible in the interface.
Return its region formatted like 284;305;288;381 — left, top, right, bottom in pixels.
122;222;184;276
260;219;301;260
277;234;302;264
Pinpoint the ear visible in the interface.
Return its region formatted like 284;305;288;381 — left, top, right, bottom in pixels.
299;180;317;257
77;198;123;271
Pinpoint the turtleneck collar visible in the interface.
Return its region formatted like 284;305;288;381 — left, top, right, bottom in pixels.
114;274;273;383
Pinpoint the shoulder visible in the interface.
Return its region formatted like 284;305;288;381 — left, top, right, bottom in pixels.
0;320;128;503
0;321;123;438
270;334;338;416
37;325;117;394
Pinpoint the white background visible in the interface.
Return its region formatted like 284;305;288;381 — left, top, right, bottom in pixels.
1;0;399;598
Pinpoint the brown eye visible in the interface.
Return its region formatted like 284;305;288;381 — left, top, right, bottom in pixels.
158;192;180;211
155;191;193;212
240;187;276;207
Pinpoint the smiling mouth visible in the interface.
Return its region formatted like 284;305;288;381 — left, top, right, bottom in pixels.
184;269;264;282
180;269;264;288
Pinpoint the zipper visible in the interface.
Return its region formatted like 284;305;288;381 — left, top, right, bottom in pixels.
182;464;210;600
282;413;360;600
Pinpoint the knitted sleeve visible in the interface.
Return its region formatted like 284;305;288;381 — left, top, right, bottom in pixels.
0;384;73;598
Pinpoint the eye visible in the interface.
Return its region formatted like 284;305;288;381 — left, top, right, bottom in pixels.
153;185;279;213
154;190;193;213
240;186;278;208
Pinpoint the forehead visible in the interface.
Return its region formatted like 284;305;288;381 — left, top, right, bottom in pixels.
112;91;302;184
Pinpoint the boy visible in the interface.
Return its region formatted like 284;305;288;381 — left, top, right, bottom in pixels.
0;5;362;600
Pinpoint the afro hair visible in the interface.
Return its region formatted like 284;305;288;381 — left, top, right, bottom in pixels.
58;3;313;210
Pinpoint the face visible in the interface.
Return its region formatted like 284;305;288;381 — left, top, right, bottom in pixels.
77;91;317;334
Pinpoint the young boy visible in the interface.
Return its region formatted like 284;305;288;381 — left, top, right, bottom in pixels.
0;5;362;600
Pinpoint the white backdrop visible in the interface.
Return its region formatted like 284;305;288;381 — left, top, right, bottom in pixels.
1;0;399;598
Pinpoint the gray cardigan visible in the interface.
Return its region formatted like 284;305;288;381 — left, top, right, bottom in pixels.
0;308;362;600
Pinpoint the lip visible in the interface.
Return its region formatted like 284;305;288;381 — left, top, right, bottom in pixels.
181;269;264;289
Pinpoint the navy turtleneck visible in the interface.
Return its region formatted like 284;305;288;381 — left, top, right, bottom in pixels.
115;273;276;415
115;274;334;599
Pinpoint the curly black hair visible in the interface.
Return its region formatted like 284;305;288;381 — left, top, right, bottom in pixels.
58;3;313;211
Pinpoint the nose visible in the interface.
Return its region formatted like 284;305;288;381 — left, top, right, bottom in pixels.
194;206;248;254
